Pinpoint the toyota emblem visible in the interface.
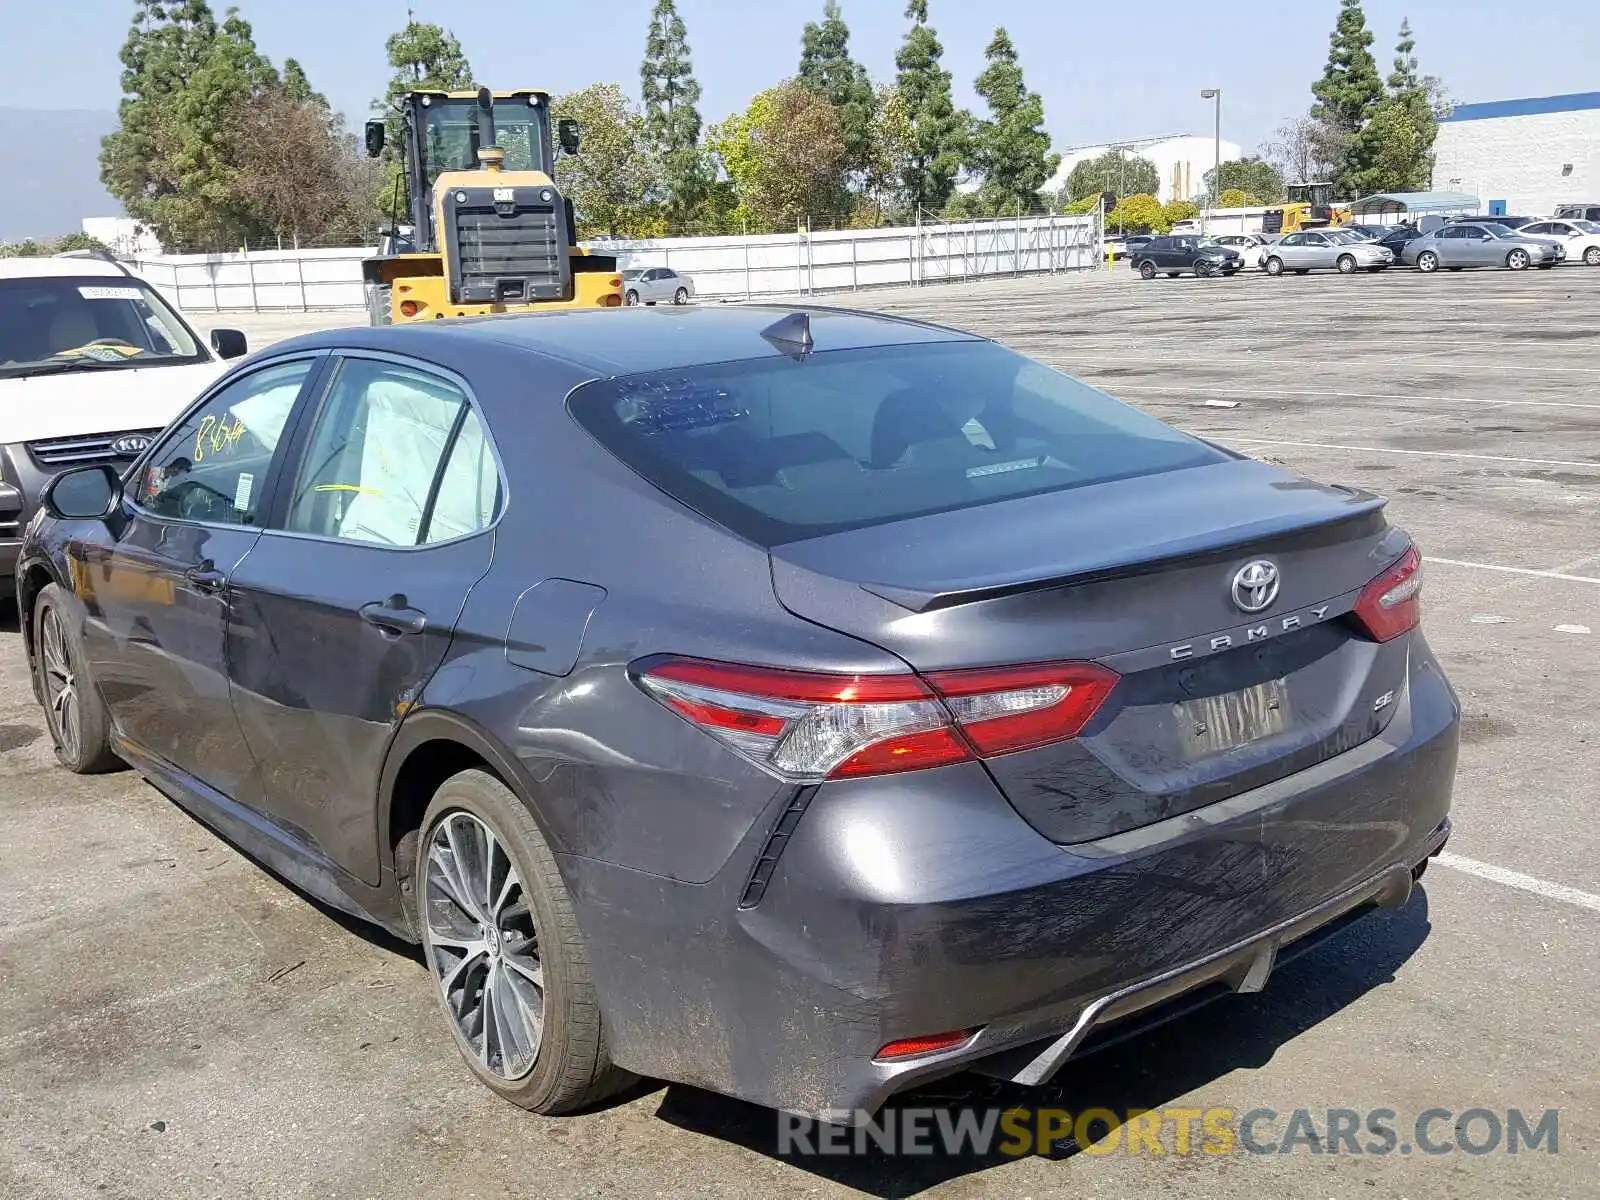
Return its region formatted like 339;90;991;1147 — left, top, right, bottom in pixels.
1231;560;1281;613
111;434;152;456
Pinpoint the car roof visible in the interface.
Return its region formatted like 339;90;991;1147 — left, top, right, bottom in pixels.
0;254;131;280
272;304;983;377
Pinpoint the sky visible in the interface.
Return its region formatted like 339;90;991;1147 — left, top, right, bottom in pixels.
5;0;1598;157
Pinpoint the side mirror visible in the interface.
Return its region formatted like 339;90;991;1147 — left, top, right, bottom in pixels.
558;118;581;156
364;119;386;159
42;464;123;521
210;328;248;360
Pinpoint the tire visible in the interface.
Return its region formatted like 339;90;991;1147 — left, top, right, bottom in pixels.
673;287;689;305
32;585;120;774
1139;261;1157;280
367;282;393;327
1337;254;1357;274
1506;249;1530;271
1585;246;1600;266
1265;256;1284;277
1416;251;1438;273
624;290;639;306
417;769;632;1115
1194;260;1212;279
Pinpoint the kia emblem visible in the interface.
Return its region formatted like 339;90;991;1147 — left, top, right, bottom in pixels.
111;434;152;456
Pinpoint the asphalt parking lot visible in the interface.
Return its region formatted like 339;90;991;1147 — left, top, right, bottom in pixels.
2;267;1596;1199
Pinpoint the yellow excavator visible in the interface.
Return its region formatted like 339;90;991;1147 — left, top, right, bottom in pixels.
362;88;621;324
1261;183;1352;235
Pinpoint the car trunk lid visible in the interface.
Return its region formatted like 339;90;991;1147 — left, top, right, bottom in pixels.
771;457;1412;843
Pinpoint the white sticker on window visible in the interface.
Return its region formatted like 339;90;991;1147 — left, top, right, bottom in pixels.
77;286;145;301
234;471;254;514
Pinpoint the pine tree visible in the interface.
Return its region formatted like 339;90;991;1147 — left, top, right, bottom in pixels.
1309;0;1385;196
894;0;967;214
641;0;710;230
971;28;1059;213
282;58;327;108
99;0;280;251
373;20;473;223
799;2;875;178
1343;18;1443;195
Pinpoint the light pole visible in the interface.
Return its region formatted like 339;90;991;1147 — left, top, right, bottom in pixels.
1200;88;1221;234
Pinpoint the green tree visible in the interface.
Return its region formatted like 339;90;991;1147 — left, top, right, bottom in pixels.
553;83;664;238
1163;199;1200;227
857;85;914;224
373;20;473;224
969;28;1058;213
1063;149;1159;205
1310;0;1385;196
1203;157;1285;203
798;1;875;181
99;1;283;251
281;57;326;107
708;81;849;232
641;0;711;231
1360;19;1440;193
1106;192;1164;233
894;0;968;214
1218;187;1262;207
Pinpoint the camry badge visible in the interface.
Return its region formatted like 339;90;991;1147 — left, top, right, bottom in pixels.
1231;560;1281;613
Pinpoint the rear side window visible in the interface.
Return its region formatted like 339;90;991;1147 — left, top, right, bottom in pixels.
568;341;1227;546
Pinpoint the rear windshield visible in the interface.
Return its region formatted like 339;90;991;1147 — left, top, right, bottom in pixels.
567;340;1228;546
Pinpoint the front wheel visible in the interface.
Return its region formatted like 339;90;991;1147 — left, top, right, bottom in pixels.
32;585;120;774
1194;259;1213;278
1337;254;1357;275
417;769;632;1114
1584;246;1600;266
1506;249;1530;271
1265;256;1284;277
1139;261;1157;280
673;287;689;305
1416;251;1439;273
624;290;640;306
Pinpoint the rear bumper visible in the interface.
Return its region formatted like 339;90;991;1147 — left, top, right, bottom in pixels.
570;638;1459;1117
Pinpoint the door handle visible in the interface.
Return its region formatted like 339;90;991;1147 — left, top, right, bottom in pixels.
185;564;226;594
360;596;428;637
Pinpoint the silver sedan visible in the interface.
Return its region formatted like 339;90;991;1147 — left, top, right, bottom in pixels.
620;266;696;305
1401;223;1563;272
1263;229;1394;276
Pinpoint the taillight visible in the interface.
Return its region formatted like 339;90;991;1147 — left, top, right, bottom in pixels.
1353;545;1422;641
633;656;1118;781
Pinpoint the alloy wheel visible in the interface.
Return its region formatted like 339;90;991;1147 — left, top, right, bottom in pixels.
1507;249;1529;271
40;608;80;762
1585;247;1600;266
424;811;545;1081
1417;252;1437;273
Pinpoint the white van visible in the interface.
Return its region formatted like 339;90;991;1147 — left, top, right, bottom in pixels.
0;253;248;586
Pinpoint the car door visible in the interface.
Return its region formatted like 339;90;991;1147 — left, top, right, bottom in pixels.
77;355;319;798
639;268;662;302
1274;232;1305;268
1461;226;1500;265
224;352;500;883
1303;232;1336;269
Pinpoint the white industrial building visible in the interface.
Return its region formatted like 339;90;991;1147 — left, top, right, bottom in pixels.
1433;92;1600;216
1047;134;1243;204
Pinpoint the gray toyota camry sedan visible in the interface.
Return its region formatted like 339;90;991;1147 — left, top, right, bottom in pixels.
15;305;1457;1121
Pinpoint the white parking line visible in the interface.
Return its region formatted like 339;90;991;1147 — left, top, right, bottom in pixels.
1224;438;1600;471
1434;853;1600;915
1424;557;1600;585
1105;384;1600;412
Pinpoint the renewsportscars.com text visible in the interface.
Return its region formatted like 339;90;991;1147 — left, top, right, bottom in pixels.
778;1106;1560;1158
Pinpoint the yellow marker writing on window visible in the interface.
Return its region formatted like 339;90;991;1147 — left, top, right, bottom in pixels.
194;414;247;463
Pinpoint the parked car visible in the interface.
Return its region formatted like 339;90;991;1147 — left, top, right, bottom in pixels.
620;266;695;306
16;304;1457;1121
1210;233;1272;268
1403;222;1563;272
1447;214;1540;231
1131;235;1243;278
1375;223;1424;258
0;252;246;590
1518;218;1600;265
1342;222;1390;241
1263;228;1394;275
1554;203;1600;223
1118;234;1156;262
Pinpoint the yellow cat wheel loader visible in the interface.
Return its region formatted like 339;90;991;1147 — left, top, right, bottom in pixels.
1261;183;1352;235
363;88;621;324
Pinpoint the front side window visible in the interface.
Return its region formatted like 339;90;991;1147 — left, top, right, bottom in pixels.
138;359;311;526
569;341;1227;546
0;274;205;379
285;358;496;546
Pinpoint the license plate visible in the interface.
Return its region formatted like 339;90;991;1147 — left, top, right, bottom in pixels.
1177;679;1289;758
